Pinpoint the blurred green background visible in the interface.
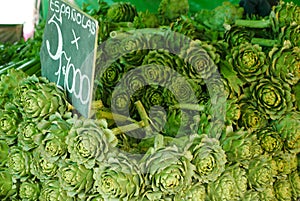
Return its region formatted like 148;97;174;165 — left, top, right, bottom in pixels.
41;0;300;20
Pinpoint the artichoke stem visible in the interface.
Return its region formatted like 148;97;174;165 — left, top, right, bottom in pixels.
96;110;138;123
111;121;145;135
235;19;271;28
171;104;205;111
251;38;279;47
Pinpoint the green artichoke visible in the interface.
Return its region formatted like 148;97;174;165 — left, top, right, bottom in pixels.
19;180;41;201
106;2;137;22
227;42;268;82
170;15;197;39
133;10;160;28
17;120;43;151
30;148;59;181
7;146;32;181
99;61;124;89
14;75;68;121
0;168;16;200
141;145;195;199
238;100;268;131
158;0;189;24
255;126;283;154
247;156;274;191
174;182;206;201
0;140;8;167
93;153;144;200
268;40;300;86
39;180;74;201
141;85;166;112
221;129;262;167
289;171;300;200
141;64;175;87
67;118;117;169
271;152;298;176
273;1;300;29
58;160;94;199
248;77;294;120
273;177;293;201
279;24;300;47
190;134;227;183
0;103;21;145
207;164;248;201
241;190;261;201
224;26;254;47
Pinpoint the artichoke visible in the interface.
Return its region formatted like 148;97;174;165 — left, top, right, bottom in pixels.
273;177;293;201
190;134;227;183
36;113;72;162
268;40;300;86
106;2;137;22
14;75;68;121
220;129;262;166
227;42;268;82
242;190;261;201
279;24;300;47
39;180;74;201
0;168;16;200
238;100;268;131
93;153;144;200
255;126;283;154
289;171;300;200
207;164;248;201
133;10;160;28
180;39;218;81
0;140;8;167
7;146;32;181
247;156;274;191
140;145;195;199
0;103;21;145
58;160;94;199
174;182;206;201
66;118;117;169
273;1;300;29
99;61;124;89
224;26;254;47
248;77;294;120
19;180;41;201
170;15;197;39
158;0;189;24
30;148;59;182
17;120;43;151
271;152;298;176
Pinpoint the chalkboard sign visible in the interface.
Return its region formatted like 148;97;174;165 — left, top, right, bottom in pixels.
40;0;98;118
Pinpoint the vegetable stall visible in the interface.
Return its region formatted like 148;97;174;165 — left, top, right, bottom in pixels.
0;0;299;200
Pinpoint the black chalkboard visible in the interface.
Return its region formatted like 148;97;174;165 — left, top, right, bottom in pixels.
40;0;98;118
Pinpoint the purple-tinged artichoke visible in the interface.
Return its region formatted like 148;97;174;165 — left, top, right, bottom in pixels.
273;177;293;201
275;111;300;153
19;180;41;201
190;134;227;183
247;156;274;191
58;160;94;199
106;2;137;22
140;145;195;199
7;146;32;181
248;77;294;120
227;42;268;82
93;153;144;201
39;180;74;201
268;40;300;86
207;164;248;201
66;118;117;169
255;126;283;154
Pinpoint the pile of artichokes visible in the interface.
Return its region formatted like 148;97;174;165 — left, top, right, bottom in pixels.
0;0;299;200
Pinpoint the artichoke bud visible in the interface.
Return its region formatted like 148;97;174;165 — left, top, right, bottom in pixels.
279;24;300;47
158;0;189;24
0;140;9;167
273;177;293;201
133;10;160;28
190;134;227;183
17;120;43;151
39;180;73;201
0;168;16;200
271;152;298;176
19;180;41;201
268;41;300;86
174;182;206;201
273;1;300;29
170;15;197;39
289;171;300;200
99;61;124;88
255;126;283;154
224;26;254;47
106;2;137;22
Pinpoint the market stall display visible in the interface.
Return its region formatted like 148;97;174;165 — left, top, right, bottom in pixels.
0;0;299;200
